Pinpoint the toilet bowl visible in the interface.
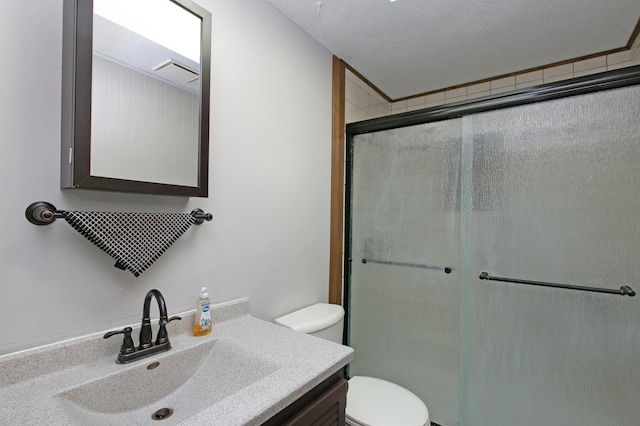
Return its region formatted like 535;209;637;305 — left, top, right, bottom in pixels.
275;303;430;426
345;376;429;426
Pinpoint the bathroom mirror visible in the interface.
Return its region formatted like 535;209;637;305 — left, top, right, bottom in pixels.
61;0;211;197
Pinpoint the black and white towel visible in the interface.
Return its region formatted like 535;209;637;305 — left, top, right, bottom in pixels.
61;211;197;277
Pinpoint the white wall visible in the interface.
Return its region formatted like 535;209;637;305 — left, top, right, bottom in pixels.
0;0;333;355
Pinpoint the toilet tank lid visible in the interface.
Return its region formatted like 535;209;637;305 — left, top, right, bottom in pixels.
274;303;344;333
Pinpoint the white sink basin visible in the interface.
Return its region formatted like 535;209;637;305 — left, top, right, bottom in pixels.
56;338;279;424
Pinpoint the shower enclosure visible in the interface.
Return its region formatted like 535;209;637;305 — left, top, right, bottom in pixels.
344;66;640;426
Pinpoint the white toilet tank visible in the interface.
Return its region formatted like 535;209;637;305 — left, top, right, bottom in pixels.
274;303;345;344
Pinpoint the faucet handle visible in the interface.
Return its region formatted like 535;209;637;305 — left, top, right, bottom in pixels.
104;326;135;355
156;316;182;345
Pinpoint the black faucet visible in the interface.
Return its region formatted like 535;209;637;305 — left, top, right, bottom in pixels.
104;289;181;364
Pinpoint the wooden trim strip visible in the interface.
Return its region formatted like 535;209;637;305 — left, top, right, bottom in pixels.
329;56;346;305
344;62;393;103
627;17;640;50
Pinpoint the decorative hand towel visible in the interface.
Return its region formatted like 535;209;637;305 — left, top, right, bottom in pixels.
60;211;197;277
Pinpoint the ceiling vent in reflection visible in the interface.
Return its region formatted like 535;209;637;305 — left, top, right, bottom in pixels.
153;60;199;84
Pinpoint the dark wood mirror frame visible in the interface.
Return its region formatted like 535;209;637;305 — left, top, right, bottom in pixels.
61;0;211;197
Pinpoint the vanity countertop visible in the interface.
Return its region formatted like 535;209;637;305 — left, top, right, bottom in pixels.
0;298;354;425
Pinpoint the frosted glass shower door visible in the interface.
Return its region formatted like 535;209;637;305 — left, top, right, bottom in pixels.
460;85;640;425
348;120;462;425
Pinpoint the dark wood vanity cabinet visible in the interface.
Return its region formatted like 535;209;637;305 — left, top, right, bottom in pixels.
281;379;347;425
262;373;347;426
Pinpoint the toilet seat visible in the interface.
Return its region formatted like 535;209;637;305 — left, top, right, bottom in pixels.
345;376;430;426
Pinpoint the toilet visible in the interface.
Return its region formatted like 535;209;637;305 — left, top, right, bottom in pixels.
275;303;430;426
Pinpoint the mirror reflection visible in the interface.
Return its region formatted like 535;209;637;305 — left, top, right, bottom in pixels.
91;0;201;187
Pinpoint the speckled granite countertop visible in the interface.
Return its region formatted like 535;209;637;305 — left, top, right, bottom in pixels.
0;298;354;425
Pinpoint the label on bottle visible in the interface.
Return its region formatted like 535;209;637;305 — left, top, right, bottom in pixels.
199;304;211;328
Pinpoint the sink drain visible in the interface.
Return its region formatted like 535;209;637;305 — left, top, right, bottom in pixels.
151;407;173;420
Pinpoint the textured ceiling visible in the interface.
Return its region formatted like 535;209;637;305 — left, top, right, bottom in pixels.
266;0;640;99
